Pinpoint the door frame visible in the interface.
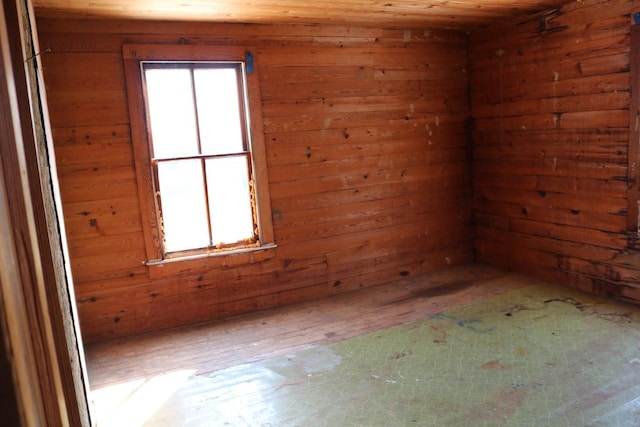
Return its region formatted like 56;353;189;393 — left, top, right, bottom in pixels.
0;0;91;425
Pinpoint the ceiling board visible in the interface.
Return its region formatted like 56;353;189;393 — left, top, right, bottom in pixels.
32;0;574;29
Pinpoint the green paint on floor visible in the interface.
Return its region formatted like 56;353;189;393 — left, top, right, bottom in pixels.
141;283;640;426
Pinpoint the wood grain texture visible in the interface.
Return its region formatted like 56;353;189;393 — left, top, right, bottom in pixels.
1;0;88;423
32;0;573;30
85;264;531;389
469;0;640;303
38;18;473;343
628;26;640;232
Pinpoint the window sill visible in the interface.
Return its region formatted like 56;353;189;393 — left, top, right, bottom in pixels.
146;243;277;279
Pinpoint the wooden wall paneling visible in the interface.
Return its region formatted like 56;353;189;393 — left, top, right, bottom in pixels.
471;12;630;57
473;157;628;182
473;72;629;107
475;218;626;259
470;0;638;303
474;198;628;234
473;172;628;199
628;25;640;234
0;16;49;422
0;326;21;426
272;173;470;222
37;19;473;342
475;187;626;220
269;156;468;201
35;18;379;38
473;92;630;119
2;0;91;424
552;0;633;25
472;127;630;146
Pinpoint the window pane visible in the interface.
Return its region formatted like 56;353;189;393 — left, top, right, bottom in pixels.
144;68;199;158
194;67;245;155
157;160;210;252
205;156;255;245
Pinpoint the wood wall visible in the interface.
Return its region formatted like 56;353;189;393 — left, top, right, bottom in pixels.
470;0;640;302
0;329;20;426
36;19;473;343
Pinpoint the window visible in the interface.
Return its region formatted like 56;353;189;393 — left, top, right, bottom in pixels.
124;45;274;262
144;63;256;253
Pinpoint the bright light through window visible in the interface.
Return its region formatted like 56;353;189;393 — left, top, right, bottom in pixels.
143;63;257;254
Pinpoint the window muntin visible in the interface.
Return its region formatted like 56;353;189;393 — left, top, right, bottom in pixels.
142;62;258;256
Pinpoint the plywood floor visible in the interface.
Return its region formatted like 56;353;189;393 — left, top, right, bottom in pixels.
84;264;640;426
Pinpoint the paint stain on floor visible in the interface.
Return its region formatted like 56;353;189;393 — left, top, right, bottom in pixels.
111;282;640;426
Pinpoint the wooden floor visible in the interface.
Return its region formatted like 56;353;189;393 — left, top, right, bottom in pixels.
85;264;533;389
84;264;640;425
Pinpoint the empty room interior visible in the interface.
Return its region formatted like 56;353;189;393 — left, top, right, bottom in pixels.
3;0;640;425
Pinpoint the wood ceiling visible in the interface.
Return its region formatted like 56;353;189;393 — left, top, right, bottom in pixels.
32;0;575;29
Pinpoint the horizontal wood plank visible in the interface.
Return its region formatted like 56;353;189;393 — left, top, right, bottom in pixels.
39;18;473;342
470;0;637;306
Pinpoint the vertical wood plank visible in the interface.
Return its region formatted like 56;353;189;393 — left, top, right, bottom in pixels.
0;0;83;424
628;25;640;233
